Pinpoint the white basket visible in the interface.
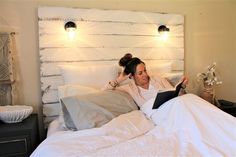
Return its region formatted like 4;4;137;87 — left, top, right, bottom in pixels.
0;105;33;123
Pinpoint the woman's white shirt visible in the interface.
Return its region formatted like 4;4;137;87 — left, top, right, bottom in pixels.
138;84;158;101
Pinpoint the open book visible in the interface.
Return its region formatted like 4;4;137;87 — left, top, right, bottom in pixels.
152;80;184;109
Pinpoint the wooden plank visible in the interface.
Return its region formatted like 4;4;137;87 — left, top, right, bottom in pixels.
40;61;119;76
43;103;61;117
39;34;183;48
40;47;184;62
42;89;58;104
145;60;184;71
38;7;184;25
40;59;183;77
39;20;183;36
41;76;64;90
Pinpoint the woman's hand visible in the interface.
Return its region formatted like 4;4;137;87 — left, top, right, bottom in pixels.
116;71;132;83
181;76;188;89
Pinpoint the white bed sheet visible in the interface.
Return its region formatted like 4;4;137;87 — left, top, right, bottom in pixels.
46;118;69;137
32;94;236;157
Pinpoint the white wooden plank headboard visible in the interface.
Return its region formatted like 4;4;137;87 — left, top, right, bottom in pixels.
38;6;184;125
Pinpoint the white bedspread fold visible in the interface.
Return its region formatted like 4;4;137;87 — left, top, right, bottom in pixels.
31;110;155;157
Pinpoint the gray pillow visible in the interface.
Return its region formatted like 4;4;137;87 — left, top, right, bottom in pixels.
60;90;138;131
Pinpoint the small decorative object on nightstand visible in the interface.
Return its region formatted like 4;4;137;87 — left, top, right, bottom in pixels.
0;105;33;123
197;62;222;104
200;83;215;104
0;114;39;157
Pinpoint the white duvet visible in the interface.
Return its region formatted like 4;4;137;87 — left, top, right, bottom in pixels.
31;94;236;157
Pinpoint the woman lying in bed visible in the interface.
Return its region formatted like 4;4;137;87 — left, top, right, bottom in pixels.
103;53;188;108
102;53;236;155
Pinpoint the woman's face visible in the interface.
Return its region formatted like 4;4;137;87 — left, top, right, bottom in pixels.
133;63;149;86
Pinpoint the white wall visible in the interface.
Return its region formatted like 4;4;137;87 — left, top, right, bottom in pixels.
0;0;235;138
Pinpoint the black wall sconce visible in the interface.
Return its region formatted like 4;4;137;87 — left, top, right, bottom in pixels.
158;25;170;33
64;21;77;39
64;21;77;31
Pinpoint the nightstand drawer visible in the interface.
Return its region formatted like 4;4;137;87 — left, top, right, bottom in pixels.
0;114;39;157
0;135;29;157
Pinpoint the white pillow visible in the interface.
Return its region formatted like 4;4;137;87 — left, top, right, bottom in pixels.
58;84;99;100
146;62;172;76
162;72;183;86
59;64;119;89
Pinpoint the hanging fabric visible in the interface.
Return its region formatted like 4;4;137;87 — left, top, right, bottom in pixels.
0;32;17;105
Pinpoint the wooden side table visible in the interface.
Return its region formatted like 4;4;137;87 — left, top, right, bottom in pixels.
0;114;39;157
217;99;236;117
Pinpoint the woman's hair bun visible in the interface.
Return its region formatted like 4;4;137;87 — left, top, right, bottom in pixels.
119;53;133;67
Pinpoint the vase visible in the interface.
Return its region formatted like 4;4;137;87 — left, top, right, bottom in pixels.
200;83;215;104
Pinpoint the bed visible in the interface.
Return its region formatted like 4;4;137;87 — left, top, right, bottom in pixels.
32;7;236;157
32;93;236;156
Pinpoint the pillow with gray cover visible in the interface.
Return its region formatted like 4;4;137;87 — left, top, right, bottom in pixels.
60;90;138;131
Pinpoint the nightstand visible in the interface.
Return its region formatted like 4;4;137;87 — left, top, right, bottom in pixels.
0;114;39;157
217;99;236;117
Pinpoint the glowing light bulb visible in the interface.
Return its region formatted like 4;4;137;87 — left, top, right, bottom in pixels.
64;21;77;40
66;27;76;40
158;25;169;41
160;31;169;41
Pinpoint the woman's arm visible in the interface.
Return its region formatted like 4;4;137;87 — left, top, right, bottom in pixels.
151;75;174;90
151;75;188;92
102;71;131;90
178;76;188;95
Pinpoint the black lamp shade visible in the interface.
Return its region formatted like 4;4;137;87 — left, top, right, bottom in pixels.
64;21;77;30
158;25;170;33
